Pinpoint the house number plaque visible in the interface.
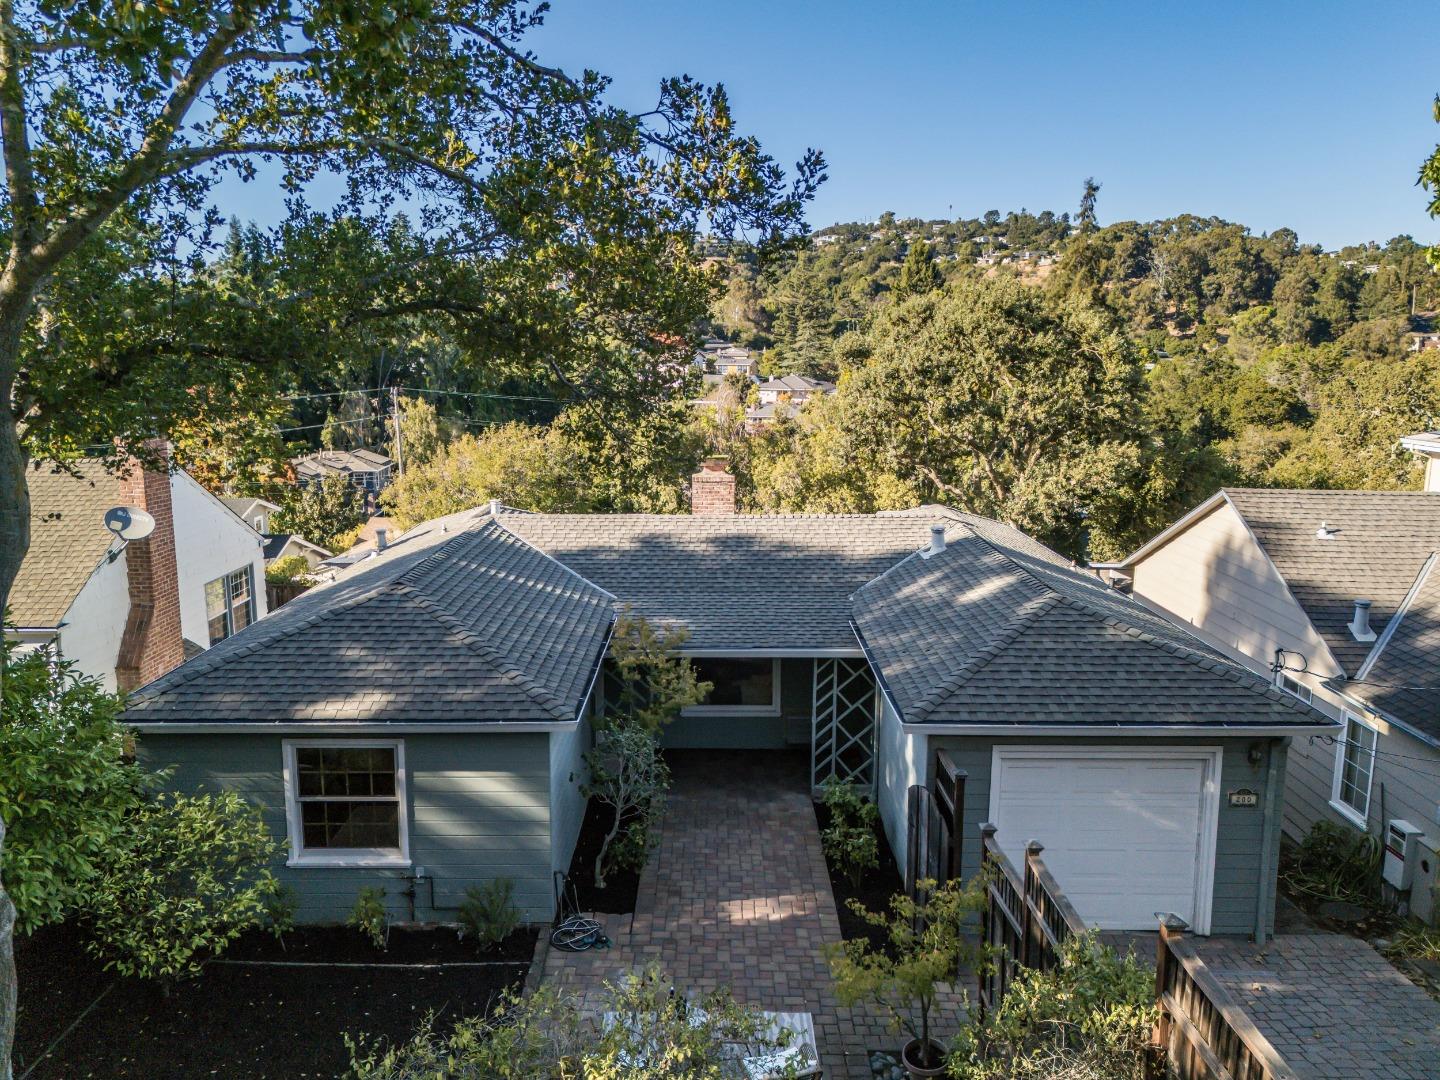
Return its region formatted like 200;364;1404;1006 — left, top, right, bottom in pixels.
1228;788;1259;808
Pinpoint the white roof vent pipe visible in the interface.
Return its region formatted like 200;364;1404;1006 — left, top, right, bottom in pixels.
923;524;946;558
489;498;501;516
375;528;388;552
1316;521;1339;540
1350;598;1377;642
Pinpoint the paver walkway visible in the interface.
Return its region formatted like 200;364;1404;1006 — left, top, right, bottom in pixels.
1195;933;1440;1080
541;750;968;1078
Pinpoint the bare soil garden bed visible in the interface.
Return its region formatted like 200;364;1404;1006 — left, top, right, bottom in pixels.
813;799;903;952
14;921;531;1080
564;796;641;914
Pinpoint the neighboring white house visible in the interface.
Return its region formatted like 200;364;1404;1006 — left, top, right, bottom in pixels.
221;495;333;569
1105;438;1440;923
755;374;836;407
8;455;269;692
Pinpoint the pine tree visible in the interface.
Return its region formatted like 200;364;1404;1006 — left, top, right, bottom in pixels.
895;240;943;302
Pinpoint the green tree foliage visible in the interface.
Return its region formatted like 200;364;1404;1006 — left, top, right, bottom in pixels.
829;877;988;1071
389;394;447;472
346;967;804;1079
950;934;1156;1080
272;475;369;552
86;792;280;981
0;638;148;933
1077;177;1102;235
383;423;586;529
264;554;316;586
821;277;1145;555
894;239;943;301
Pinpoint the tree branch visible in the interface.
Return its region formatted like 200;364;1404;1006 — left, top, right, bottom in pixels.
0;0;39;253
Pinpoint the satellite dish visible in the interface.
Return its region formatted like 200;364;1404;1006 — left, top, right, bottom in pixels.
104;506;156;542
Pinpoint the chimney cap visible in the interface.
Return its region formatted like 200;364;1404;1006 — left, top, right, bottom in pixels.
699;455;731;473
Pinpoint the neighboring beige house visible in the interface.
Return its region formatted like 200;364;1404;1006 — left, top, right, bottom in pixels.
1105;439;1440;923
755;374;836;407
291;448;393;496
221;495;333;570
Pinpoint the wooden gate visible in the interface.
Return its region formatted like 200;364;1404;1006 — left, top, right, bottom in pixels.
810;658;877;792
904;750;967;896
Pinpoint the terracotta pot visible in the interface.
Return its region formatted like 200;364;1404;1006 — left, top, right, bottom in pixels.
900;1038;947;1078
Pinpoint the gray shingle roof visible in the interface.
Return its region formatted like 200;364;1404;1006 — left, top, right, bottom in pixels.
498;511;945;651
125;509;614;725
854;510;1323;728
1342;557;1440;744
1223;489;1440;676
9;461;120;628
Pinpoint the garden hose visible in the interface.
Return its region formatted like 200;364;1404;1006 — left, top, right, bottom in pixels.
550;870;611;952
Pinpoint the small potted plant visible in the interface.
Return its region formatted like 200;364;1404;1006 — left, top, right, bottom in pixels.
829;876;985;1078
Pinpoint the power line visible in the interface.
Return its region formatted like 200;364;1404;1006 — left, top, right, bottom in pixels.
280;386;385;402
398;385;562;404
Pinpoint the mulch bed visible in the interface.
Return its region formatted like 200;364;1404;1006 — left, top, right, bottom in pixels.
814;800;903;953
565;797;641;914
229;923;537;964
14;921;532;1080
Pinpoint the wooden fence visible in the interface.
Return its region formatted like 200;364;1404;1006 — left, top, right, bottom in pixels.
977;823;1298;1080
1150;917;1300;1080
266;581;310;610
976;822;1086;1019
904;750;967;896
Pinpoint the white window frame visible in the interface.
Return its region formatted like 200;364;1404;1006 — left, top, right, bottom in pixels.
682;657;782;717
1329;712;1378;829
1277;672;1312;704
282;739;410;868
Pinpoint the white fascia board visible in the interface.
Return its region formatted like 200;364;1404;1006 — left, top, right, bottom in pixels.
679;647;864;658
902;721;1339;738
127;720;577;734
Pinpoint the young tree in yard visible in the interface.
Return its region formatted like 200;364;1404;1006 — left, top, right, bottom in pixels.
583;609;710;886
85;791;280;983
272;475;369;553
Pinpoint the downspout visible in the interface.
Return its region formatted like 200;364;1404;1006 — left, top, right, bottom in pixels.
1255;738;1282;945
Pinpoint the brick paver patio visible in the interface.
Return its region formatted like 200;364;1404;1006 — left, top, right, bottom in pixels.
541;751;969;1078
1195;933;1440;1080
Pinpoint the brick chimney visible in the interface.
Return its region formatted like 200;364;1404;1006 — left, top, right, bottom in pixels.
115;442;185;692
691;456;736;516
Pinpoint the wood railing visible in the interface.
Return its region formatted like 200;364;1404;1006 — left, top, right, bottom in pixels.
976;822;1087;1018
1150;917;1300;1080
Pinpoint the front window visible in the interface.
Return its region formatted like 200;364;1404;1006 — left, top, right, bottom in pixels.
685;657;779;714
284;741;408;866
205;567;255;645
1332;714;1378;824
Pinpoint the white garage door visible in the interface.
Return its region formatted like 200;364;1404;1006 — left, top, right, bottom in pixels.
989;747;1220;934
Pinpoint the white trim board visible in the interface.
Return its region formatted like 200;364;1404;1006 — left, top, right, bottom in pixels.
987;744;1223;935
282;738;411;869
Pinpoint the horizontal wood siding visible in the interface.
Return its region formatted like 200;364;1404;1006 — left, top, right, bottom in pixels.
875;696;924;879
1130;502;1339;679
925;735;1287;936
138;732;557;922
549;715;590;878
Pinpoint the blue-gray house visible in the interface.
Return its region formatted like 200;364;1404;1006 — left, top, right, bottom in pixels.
127;473;1333;935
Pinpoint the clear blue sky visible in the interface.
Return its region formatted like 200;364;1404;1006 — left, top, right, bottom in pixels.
223;1;1440;249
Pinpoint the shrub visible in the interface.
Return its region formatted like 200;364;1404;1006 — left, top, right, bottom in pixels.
346;964;804;1079
264;884;298;944
583;724;670;888
264;554;314;586
458;878;521;946
949;933;1157;1080
818;777;879;888
0;638;150;933
85;791;279;980
1282;820;1383;908
603;607;711;735
349;886;389;949
830;877;988;1071
346;984;587;1079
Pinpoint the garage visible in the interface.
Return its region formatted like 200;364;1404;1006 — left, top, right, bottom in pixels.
989;746;1221;934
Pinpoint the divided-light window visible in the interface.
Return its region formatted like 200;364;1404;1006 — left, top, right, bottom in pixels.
284;742;408;866
1331;715;1378;825
205;566;255;645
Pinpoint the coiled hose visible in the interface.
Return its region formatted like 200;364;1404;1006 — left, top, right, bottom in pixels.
551;871;609;952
